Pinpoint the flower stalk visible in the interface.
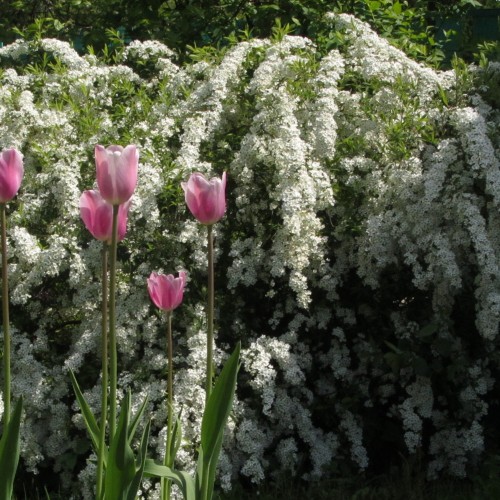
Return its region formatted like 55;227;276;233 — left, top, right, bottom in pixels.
1;203;10;426
108;204;119;440
205;224;214;403
181;171;226;404
162;310;173;500
0;148;23;498
147;271;186;500
96;242;109;499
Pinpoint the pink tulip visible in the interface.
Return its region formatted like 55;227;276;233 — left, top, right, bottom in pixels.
95;144;139;205
147;271;186;312
80;190;131;242
0;148;24;203
181;172;226;225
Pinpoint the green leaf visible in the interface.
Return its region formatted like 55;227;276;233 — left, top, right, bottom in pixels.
200;343;240;456
417;322;438;339
260;4;281;11
383;340;402;355
0;396;23;500
127;394;148;445
143;459;196;500
166;408;183;466
198;342;241;500
384;352;401;374
69;369;102;456
127;418;151;500
105;391;136;499
204;431;224;500
367;1;381;11
392;1;402;15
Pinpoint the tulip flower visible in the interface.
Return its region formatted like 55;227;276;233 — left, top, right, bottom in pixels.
147;271;186;312
0;148;24;204
182;172;226;404
95;144;138;205
181;172;226;225
0;148;24;496
147;270;187;500
80;190;131;243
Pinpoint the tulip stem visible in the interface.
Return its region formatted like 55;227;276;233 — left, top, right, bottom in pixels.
162;311;173;500
96;243;109;500
109;205;119;440
1;203;10;426
206;224;214;404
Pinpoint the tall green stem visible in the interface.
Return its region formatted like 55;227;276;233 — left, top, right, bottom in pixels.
205;224;214;404
108;205;119;440
96;243;109;499
1;203;10;426
161;311;173;500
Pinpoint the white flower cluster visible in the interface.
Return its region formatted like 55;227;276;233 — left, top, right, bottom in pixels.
339;411;368;470
327;13;454;102
229;36;335;308
428;420;484;479
399;377;434;454
174;38;269;174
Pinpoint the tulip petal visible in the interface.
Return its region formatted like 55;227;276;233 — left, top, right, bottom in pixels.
117;200;132;242
147;271;186;312
80;190;130;242
96;144;138;205
182;172;226;225
0;148;24;203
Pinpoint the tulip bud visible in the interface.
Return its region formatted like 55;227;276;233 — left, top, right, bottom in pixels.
80;190;131;243
0;148;24;203
95;144;138;205
181;172;226;225
147;271;186;312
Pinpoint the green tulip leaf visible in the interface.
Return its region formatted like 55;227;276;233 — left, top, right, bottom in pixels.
127;394;148;445
127;418;151;500
143;459;196;500
69;369;102;456
105;391;136;499
198;342;240;500
204;431;224;500
200;342;240;455
166;407;183;466
0;396;23;500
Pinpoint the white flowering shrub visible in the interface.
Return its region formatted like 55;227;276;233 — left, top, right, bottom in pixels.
0;12;499;497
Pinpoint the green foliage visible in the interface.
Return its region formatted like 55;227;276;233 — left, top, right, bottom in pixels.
474;60;500;110
144;343;241;500
69;370;101;456
70;370;151;499
105;392;151;500
0;397;23;500
0;0;496;67
198;343;240;500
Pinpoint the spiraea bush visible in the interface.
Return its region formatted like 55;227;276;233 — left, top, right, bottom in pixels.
0;12;499;498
